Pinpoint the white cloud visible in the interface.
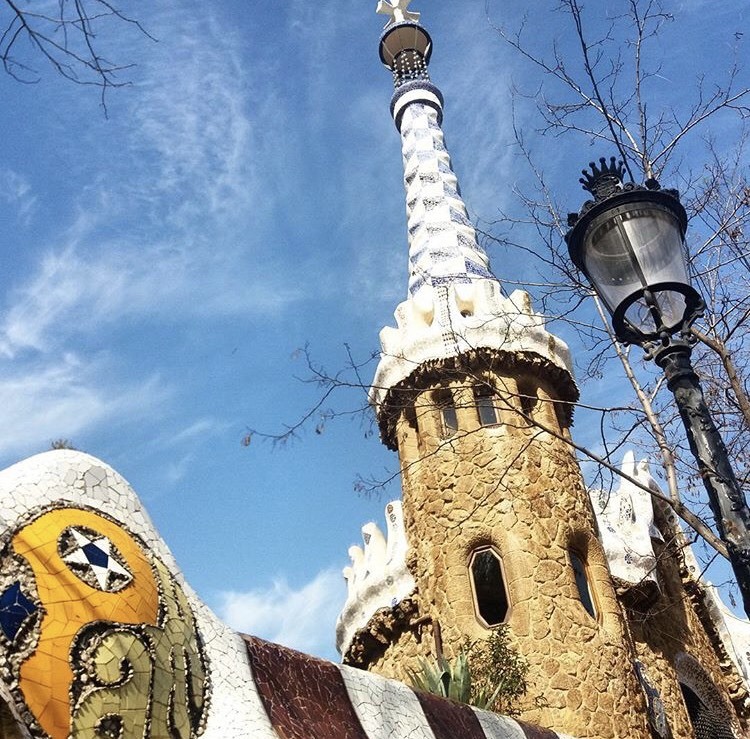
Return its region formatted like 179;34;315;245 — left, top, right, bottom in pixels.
0;353;166;460
0;168;36;222
216;568;345;660
0;242;178;356
127;11;257;230
0;241;303;358
0;4;306;362
165;418;225;446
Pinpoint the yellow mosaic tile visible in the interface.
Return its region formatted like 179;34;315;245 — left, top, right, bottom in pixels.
13;508;159;739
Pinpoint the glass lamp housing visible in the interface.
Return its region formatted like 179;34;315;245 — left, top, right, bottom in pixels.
567;189;701;344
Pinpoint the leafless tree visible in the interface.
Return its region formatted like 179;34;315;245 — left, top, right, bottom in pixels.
483;0;750;585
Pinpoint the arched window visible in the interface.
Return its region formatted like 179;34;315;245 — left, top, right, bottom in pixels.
675;652;738;739
435;389;458;438
474;385;500;426
570;549;597;619
469;547;509;627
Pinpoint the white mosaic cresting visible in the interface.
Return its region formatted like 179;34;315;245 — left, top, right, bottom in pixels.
371;284;575;413
335;501;416;654
589;451;663;592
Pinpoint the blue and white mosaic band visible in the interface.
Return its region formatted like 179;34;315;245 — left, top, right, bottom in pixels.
398;101;495;303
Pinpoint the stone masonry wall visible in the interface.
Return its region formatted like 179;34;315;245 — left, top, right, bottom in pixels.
362;358;652;739
621;501;749;738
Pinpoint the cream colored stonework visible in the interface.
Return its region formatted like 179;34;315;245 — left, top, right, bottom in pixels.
347;343;750;737
350;355;652;738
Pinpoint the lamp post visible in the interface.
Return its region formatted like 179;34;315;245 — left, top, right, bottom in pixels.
565;157;750;619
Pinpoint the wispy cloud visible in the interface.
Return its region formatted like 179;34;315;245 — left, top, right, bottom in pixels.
0;168;36;223
125;11;257;231
439;11;518;221
0;231;302;358
216;568;345;660
163;418;226;446
0;353;166;459
0;2;306;450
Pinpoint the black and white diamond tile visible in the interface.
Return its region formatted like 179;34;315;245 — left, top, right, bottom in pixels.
399;103;496;304
59;526;133;592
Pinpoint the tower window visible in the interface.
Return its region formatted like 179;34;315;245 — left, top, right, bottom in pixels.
475;385;500;426
570;550;596;619
435;390;458;438
516;378;538;418
469;547;509;627
404;403;419;432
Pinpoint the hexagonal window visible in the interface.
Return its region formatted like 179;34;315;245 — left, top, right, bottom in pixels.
469;547;509;627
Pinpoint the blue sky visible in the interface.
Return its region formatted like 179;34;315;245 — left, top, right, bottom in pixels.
0;0;747;661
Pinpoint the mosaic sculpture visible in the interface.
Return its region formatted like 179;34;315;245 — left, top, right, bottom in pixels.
589;451;664;603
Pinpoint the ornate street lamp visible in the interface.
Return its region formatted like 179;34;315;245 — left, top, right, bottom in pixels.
566;157;750;618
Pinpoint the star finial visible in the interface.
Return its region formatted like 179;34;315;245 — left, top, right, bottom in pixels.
376;0;420;27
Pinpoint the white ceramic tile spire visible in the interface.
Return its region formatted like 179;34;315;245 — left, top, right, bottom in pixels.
379;3;497;317
370;5;576;445
399;98;495;306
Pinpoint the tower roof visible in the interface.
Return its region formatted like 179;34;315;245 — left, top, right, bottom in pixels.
369;3;577;448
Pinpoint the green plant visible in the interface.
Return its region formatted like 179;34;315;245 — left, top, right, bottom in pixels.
467;625;529;715
407;652;473;704
406;625;529;715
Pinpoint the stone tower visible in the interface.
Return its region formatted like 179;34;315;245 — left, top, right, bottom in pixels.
337;4;651;737
336;4;750;738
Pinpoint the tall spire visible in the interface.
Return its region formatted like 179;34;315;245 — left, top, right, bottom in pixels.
370;3;574;448
378;2;496;313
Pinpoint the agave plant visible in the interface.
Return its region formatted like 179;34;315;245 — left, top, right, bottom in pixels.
407;626;529;714
407;652;473;704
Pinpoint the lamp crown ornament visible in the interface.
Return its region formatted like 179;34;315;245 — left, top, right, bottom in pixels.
376;0;420;27
579;156;627;201
567;155;682;228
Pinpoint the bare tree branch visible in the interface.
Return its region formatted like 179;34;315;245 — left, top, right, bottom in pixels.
0;0;154;112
